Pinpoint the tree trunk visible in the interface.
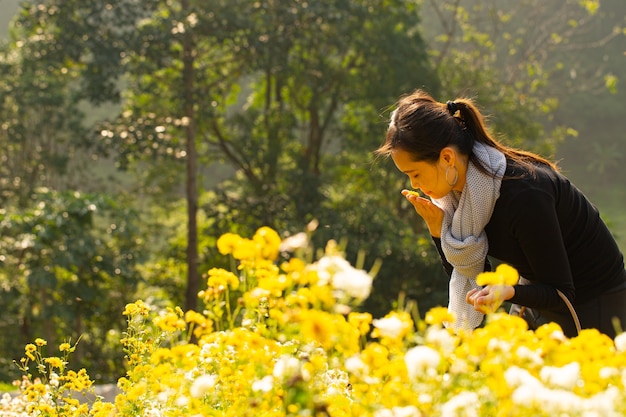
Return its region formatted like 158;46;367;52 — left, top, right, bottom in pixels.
181;0;198;313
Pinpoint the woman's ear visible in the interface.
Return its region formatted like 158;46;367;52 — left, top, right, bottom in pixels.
439;147;456;166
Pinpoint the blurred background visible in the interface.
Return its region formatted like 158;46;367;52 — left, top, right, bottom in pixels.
0;0;624;385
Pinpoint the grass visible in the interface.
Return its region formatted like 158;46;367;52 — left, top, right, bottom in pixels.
0;381;16;393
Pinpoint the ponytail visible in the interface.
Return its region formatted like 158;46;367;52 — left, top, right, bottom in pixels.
452;98;558;173
375;89;558;175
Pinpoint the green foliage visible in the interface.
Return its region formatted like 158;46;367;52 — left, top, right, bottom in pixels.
1;0;624;384
420;0;624;159
0;189;144;382
12;0;159;104
94;0;443;317
0;25;86;206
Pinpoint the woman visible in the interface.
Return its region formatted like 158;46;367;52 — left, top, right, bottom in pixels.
374;89;626;338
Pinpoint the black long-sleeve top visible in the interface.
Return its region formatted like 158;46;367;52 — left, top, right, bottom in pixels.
433;160;626;311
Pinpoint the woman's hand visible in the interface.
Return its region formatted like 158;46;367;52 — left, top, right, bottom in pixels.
401;189;444;238
466;285;515;314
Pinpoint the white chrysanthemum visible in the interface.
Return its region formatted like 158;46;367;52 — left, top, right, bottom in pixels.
144;406;165;417
331;267;373;300
374;405;421;417
532;388;583;413
418;393;433;404
510;384;542;406
449;357;470;375
404;345;441;380
599;366;619;379
425;326;456;354
440;391;480;417
583;386;621;415
49;372;60;387
309;253;374;300
374;409;393;417
373;316;409;338
321;369;350;396
614;332;626;352
279;232;308;252
548;329;567;341
273;355;301;379
344;355;369;376
249;287;271;299
504;366;543;389
515;345;544;366
1;391;30;416
488;338;512;352
175;395;189;407
157;389;171;403
310;255;353;286
540;362;580;390
507;366;582;414
189;374;217;398
199;342;220;363
252;375;274;393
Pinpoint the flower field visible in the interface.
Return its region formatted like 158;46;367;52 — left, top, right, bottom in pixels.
3;227;626;416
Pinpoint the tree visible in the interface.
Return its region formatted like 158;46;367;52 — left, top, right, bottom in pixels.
0;18;86;207
95;0;252;312
419;0;624;156
10;0;212;311
91;0;440;314
188;0;449;317
11;0;621;331
0;190;144;382
417;0;626;247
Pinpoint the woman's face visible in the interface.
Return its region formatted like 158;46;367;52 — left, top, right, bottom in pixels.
391;148;453;200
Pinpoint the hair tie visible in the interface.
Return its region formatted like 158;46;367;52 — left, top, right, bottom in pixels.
446;100;458;115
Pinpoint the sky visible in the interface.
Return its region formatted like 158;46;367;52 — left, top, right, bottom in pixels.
0;0;19;38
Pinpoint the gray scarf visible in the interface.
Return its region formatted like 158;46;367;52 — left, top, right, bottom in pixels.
433;142;506;331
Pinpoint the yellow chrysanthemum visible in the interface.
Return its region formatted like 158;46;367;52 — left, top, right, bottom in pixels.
476;263;519;286
24;343;37;361
15;226;626;417
250;260;284;293
216;232;243;256
44;356;64;369
298;310;338;351
153;309;187;332
35;404;54;414
257;273;290;295
253;226;282;261
425;306;456;326
360;342;391;375
185;310;214;338
185;309;205;325
231;237;259;261
207;267;240;291
90;401;116;416
348;312;373;336
281;258;306;274
122;300;150;316
61;369;93;391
